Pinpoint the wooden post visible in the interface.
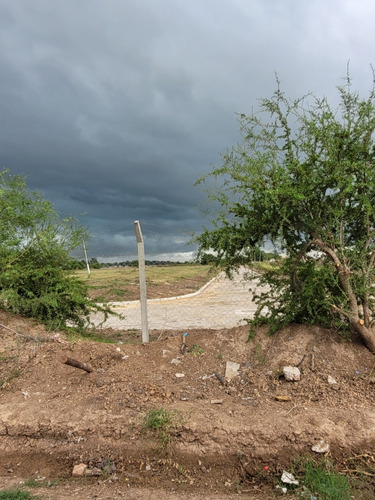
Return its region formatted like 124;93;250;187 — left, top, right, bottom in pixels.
134;220;149;343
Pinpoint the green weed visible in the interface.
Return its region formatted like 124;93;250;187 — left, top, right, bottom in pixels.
188;344;204;357
23;478;58;488
0;368;22;388
255;343;266;365
0;490;39;500
142;408;182;449
301;459;351;500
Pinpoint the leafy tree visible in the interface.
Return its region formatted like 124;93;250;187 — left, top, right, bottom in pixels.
197;71;375;353
0;169;111;330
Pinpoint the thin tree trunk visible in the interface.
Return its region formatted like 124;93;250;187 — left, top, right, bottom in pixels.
351;323;375;354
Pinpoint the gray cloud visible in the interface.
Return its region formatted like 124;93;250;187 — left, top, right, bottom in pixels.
1;0;375;260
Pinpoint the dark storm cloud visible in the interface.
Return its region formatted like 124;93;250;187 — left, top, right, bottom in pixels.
1;0;375;260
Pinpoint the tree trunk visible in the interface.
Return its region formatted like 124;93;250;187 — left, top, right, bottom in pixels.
351;322;375;354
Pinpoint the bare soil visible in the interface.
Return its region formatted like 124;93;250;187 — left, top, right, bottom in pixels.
1;302;375;498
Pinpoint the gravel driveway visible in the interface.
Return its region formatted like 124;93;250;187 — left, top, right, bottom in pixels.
92;268;266;330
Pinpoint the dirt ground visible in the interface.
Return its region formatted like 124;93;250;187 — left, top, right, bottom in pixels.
1;307;375;499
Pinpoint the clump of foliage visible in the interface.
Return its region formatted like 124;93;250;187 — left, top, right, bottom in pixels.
0;169;111;330
197;68;375;352
188;344;204;356
142;408;182;449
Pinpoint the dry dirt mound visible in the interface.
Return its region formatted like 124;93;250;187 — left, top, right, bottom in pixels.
1;310;375;498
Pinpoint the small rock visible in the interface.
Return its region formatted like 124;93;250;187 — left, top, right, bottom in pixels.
171;358;181;364
175;373;185;378
145;464;151;471
162;350;171;357
225;361;240;381
281;471;299;485
283;366;301;382
327;375;337;385
72;463;87;476
312;440;330;454
211;399;223;404
276;484;287;494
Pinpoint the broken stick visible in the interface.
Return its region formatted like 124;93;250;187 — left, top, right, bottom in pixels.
61;356;93;373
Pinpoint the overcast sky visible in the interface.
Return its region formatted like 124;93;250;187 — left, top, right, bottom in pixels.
1;0;375;261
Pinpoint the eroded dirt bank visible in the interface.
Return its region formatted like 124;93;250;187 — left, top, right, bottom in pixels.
1;311;375;498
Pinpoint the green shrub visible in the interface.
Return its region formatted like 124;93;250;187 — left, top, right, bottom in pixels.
0;169;113;330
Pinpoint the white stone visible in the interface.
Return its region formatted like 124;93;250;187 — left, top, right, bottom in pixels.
327;375;337;384
276;484;287;494
312;440;330;454
283;366;301;381
281;471;299;485
225;361;240;381
175;373;185;378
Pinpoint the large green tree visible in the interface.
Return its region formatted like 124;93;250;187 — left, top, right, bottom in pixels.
197;73;375;353
0;169;110;330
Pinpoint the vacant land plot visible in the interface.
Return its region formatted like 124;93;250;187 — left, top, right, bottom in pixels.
75;265;214;302
1;265;374;499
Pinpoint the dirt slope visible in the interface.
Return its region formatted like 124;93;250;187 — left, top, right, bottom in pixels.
1;310;375;499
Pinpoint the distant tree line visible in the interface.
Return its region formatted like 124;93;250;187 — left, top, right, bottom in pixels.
69;259;198;269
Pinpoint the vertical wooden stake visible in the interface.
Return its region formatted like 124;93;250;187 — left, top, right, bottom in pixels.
134;220;149;343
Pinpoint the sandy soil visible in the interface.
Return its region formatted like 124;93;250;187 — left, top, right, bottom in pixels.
1;308;375;499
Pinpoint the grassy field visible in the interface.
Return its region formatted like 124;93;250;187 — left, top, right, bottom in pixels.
74;264;214;302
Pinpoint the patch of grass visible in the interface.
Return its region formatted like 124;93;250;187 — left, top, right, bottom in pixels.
0;355;17;362
142;408;182;449
188;344;204;357
301;459;351;500
0;490;39;500
255;343;266;365
23;478;59;488
65;330;116;343
0;368;22;388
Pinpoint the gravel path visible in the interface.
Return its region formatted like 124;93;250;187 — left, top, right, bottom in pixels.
92;268;267;330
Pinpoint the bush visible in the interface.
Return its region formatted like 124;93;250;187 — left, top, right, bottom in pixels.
0;169;112;330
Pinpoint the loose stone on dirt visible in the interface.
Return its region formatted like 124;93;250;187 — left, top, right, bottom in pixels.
311;439;330;454
282;366;301;381
327;375;337;384
225;361;240;381
281;470;299;485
